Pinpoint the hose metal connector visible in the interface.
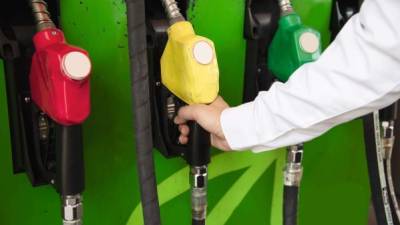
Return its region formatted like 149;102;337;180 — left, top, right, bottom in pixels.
190;166;208;221
62;194;83;225
279;0;294;15
30;0;55;31
382;121;395;159
284;144;303;187
161;0;185;24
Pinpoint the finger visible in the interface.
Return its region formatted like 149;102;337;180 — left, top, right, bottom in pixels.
179;124;190;136
174;115;187;125
178;105;203;121
179;135;188;145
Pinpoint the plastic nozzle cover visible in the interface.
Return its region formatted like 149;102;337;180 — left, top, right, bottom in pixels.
30;28;91;125
161;21;219;105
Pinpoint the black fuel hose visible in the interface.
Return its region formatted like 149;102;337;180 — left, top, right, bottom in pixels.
283;185;299;225
283;144;302;225
381;103;400;224
126;0;161;224
364;112;394;225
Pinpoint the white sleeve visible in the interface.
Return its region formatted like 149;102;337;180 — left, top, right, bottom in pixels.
220;0;400;152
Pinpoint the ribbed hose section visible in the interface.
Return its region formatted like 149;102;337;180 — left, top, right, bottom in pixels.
160;0;185;24
126;0;161;225
278;0;293;15
283;186;299;225
30;0;55;31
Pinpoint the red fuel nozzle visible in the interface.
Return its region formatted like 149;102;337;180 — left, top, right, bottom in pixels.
29;28;91;125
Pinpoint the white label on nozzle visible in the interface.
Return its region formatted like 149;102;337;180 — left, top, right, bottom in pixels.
299;32;320;54
193;41;214;65
62;51;91;80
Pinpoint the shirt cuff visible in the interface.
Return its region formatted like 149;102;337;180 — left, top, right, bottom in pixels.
220;102;259;151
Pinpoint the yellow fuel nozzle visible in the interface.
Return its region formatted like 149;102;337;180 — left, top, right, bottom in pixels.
160;21;219;105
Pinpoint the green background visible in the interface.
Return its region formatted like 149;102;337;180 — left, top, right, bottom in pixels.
0;0;370;224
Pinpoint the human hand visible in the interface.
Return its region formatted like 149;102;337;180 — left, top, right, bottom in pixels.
174;96;231;151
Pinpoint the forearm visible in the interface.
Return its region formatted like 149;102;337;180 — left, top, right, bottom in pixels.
221;0;400;152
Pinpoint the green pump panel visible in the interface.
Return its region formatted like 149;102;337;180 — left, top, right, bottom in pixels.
0;0;370;225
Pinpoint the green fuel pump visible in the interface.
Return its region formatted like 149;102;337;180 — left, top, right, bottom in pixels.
267;1;321;225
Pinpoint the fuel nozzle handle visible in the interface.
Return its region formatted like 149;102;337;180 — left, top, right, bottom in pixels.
28;1;89;225
186;122;211;166
159;4;218;224
56;125;85;225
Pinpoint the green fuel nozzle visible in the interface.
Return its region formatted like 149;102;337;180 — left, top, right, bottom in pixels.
268;3;321;82
268;2;321;225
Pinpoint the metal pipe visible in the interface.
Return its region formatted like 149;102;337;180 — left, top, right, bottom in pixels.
160;0;185;24
30;0;55;31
